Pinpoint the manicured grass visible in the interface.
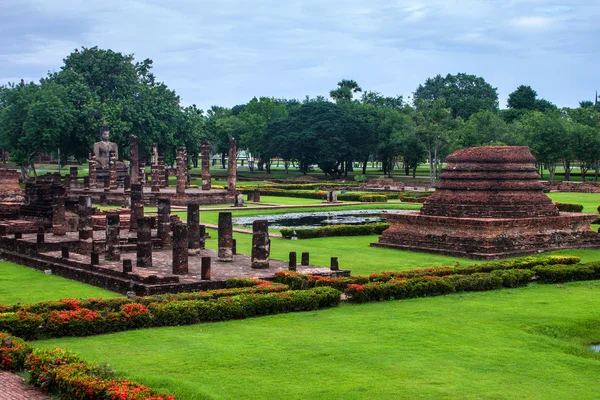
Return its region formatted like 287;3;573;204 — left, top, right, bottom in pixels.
0;262;120;305
36;281;600;400
547;192;600;214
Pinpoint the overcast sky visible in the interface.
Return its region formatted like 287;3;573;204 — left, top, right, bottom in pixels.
1;0;598;111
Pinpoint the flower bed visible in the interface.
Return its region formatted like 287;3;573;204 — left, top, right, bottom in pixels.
1;279;288;314
0;287;342;340
274;255;580;290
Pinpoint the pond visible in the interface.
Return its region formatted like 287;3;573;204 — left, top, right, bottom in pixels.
232;209;410;229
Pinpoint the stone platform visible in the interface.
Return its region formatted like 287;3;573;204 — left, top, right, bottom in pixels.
372;211;600;260
0;231;348;296
69;186;234;207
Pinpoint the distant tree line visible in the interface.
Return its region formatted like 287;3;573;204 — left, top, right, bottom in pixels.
1;47;599;184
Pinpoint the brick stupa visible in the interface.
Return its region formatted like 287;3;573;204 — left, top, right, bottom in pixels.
372;146;600;259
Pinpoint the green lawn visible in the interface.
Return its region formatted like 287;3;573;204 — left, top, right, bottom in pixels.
36;280;600;400
0;262;120;305
547;192;600;213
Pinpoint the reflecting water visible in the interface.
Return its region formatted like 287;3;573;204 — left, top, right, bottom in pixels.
232;209;410;229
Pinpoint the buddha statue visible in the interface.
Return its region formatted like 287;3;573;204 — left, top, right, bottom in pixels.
93;126;119;169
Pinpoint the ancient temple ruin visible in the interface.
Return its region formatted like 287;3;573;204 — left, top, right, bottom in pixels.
372;146;600;260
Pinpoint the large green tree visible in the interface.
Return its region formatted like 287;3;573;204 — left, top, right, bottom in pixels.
413;73;499;120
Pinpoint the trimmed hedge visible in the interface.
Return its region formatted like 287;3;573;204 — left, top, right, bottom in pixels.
555;202;584;212
343;269;536;303
0;287;342;340
280;223;389;239
273;255;580;289
359;194;387;202
532;261;600;283
1;279;288;314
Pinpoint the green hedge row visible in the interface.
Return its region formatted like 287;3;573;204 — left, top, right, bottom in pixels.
280;223;389;239
0;279;288;314
0;287;341;341
555;202;584;212
273;255;580;289
343;269;535;303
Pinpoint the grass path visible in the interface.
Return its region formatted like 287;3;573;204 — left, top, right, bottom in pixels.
36;280;600;400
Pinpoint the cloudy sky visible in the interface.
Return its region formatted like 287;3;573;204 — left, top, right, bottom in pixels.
1;0;598;111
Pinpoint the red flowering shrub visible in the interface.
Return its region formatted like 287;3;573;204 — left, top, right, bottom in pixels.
0;331;32;371
47;308;102;337
26;348;175;399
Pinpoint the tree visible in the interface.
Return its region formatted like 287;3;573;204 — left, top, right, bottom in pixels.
329;79;362;103
239;97;288;172
0;81;75;179
413;73;498;120
266;101;367;179
503;85;558;123
456;110;510;148
507;85;537;110
517;110;569;181
414;98;455;186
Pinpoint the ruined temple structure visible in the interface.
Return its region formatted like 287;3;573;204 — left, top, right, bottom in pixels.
372;146;600;260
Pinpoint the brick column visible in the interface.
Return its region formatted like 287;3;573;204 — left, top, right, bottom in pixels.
106;214;121;261
88;153;97;189
227;136;237;193
251;219;270;269
78;195;93;255
136;216;152;268
129;184;144;232
157;198;172;248
172;222;188;274
187;203;201;255
109;150;118;190
201;142;211;190
218;212;233;261
51;184;67;236
176;146;187;195
130;135;139;184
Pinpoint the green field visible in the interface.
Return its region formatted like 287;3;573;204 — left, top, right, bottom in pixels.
547;192;600;213
0;262;119;305
35;281;600;399
4;188;600;399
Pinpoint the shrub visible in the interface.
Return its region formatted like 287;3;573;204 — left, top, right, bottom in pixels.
0;331;32;371
0;288;342;340
280;223;389;239
555;202;584;212
359;195;387;202
533;262;600;283
2;280;288;314
26;348;175;399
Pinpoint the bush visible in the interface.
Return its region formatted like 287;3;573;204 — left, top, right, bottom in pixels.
555;202;584;212
280;223;389;239
0;288;342;340
2;280;289;314
533;262;600;283
26;348;175;399
359;195;387;202
0;331;32;371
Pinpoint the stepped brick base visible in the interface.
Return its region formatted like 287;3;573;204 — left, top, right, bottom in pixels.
372;211;600;260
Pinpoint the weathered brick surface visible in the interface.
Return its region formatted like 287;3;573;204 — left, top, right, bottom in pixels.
0;370;48;399
374;146;600;259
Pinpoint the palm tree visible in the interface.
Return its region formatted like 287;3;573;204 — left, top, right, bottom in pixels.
329;79;362;103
